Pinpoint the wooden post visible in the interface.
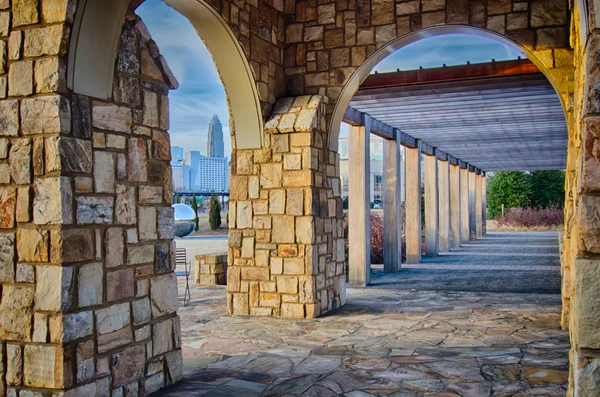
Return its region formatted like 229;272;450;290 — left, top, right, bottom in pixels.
405;141;422;264
424;154;439;256
438;159;450;252
475;172;483;239
449;164;461;248
469;169;477;241
383;137;402;272
349;119;371;286
482;174;487;236
460;166;470;244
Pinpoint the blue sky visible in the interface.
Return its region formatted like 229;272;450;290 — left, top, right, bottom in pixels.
138;0;523;150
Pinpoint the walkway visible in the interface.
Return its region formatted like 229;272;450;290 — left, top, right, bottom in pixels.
372;232;561;294
155;232;567;397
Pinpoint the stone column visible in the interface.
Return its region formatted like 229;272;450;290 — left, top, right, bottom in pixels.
383;138;402;273
229;96;346;318
482;174;487;237
449;164;461;248
468;169;477;241
424;154;439;256
460;167;470;244
405;142;422;264
438;159;450;252
475;172;483;239
348;118;371;286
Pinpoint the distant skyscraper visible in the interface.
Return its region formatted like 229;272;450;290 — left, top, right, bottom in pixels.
207;114;225;158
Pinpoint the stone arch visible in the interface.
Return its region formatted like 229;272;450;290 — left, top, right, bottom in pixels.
328;24;573;149
68;0;265;149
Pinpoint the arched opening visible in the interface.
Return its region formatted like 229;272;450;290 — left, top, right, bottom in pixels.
68;0;264;150
329;25;569;151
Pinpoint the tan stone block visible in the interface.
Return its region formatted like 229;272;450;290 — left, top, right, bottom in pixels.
0;186;15;228
260;163;282;188
8;60;33;97
150;273;178;318
255;249;270;267
284;257;304;275
17;228;48;262
232;293;249;315
248;176;259;199
94;150;115;193
6;344;22;385
259;292;280;307
0;99;18;136
0;284;33;341
241;267;269;281
116;184;137;225
241;237;254;258
572;259;600;349
12;0;39;27
237;200;253;229
305;302;320;318
284;154;302;170
42;0;76;23
23;345;71;389
272;215;295;243
35;57;66;93
286;189;304;215
278;244;298;257
283;170;313;187
261;281;276;292
253;215;272;229
21;95;70;135
277;276;298;294
35;265;72;311
127;245;154;265
296;217;314;244
230;176;248;200
139;206;157;241
8;31;20;62
281;303;304;318
271;257;283;275
269;189;286;214
251;307;272;316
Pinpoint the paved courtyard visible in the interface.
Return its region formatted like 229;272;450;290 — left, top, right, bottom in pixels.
156;232;567;396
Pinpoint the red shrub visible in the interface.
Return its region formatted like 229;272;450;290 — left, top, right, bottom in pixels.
496;205;564;228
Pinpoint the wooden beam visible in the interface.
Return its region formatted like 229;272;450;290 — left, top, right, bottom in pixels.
405;141;422;264
343;106;364;126
383;138;402;272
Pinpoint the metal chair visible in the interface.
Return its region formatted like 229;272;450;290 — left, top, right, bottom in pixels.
175;248;192;306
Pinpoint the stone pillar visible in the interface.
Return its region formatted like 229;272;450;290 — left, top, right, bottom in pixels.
449;164;461;248
460;167;470;244
405;142;422;264
348;119;371;286
437;159;450;252
424;154;438;256
475;172;483;239
228;96;346;318
383;138;402;273
468;169;477;241
0;16;186;396
482;174;487;237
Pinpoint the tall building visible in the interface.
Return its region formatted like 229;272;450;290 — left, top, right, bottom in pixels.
207;114;225;158
171;146;184;166
193;157;229;192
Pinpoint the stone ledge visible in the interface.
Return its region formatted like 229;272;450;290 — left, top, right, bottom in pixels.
195;254;228;286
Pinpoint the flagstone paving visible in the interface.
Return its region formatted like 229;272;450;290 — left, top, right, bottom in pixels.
155;232;567;396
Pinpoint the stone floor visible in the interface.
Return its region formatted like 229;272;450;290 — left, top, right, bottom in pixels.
155;232;568;397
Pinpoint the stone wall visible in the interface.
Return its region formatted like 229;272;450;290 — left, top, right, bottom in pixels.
227;95;346;318
195;254;228;285
281;0;575;124
0;10;182;395
564;0;600;395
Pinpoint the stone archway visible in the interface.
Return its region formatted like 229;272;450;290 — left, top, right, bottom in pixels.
328;24;573;150
69;0;266;150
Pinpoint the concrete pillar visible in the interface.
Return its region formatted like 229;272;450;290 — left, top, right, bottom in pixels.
383;138;402;272
475;172;483;239
349;121;371;286
460;167;470;244
405;141;422;264
482;174;487;236
424;154;439;256
449;164;461;248
438;159;450;252
469;169;477;241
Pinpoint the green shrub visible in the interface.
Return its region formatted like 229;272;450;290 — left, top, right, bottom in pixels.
208;194;222;231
